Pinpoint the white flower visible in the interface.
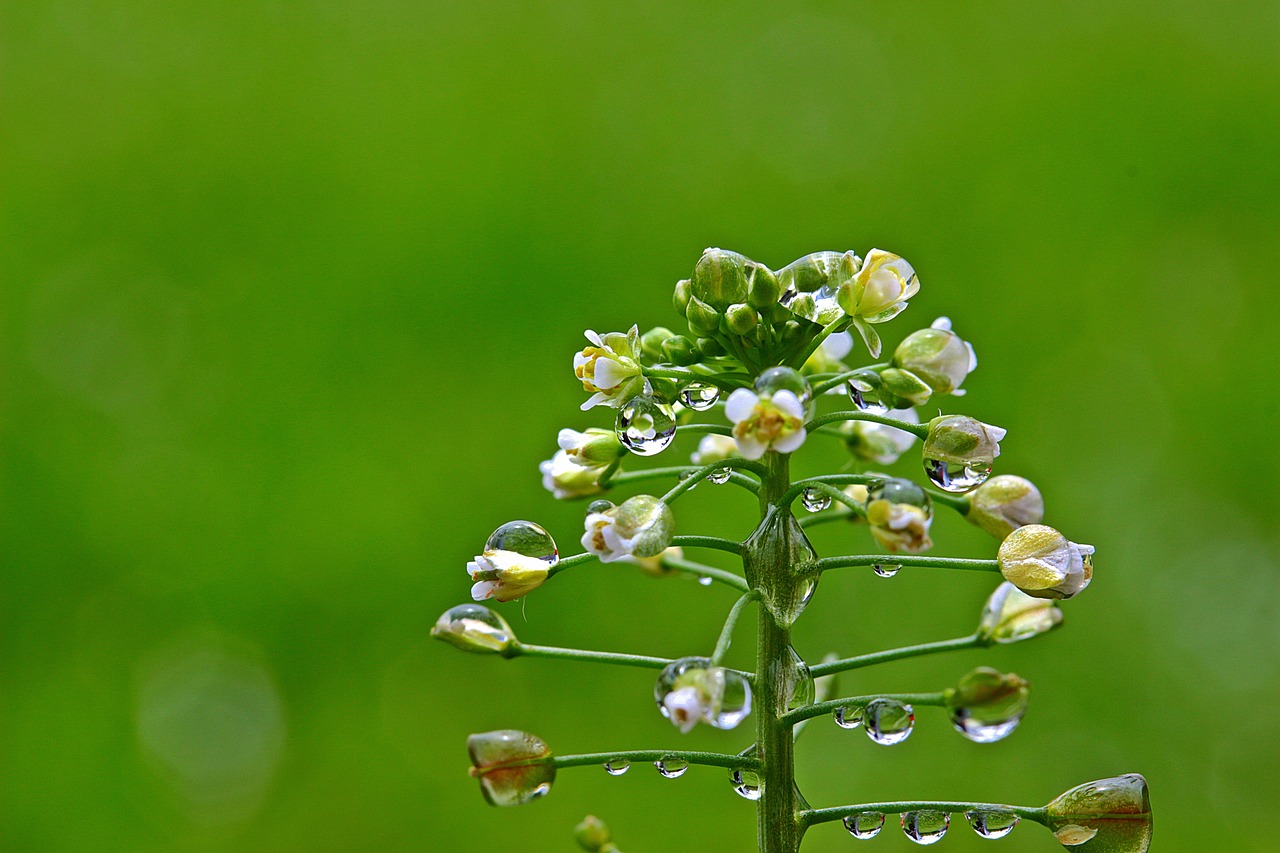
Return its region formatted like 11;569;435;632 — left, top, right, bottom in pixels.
844;407;919;465
977;581;1063;644
663;685;708;734
539;451;606;500
836;249;921;356
573;326;644;410
866;499;934;553
691;434;738;466
997;524;1094;600
581;495;675;563
468;551;550;603
724;388;807;460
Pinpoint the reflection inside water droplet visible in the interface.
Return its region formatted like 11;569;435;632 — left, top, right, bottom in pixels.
654;758;689;778
604;759;630;776
679;382;720;411
616;394;677;456
801;487;831;512
923;456;990;493
902;810;949;845
485;520;559;565
834;705;863;729
864;698;914;745
844;811;885;839
729;768;762;800
872;562;902;578
965;809;1019;839
707;467;732;485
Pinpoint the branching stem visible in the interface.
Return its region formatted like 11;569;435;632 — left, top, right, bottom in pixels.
808;634;986;678
711;591;759;666
779;691;948;727
814;554;999;574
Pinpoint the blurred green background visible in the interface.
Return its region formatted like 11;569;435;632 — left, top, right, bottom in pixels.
4;1;1279;850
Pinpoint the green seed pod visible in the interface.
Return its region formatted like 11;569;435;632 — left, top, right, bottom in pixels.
692;248;750;309
661;334;699;366
685;294;721;335
724;303;759;336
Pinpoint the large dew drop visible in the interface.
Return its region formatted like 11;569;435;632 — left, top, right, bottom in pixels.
834;705;863;730
951;708;1023;743
654;758;688;778
707;467;732;485
729;768;762;801
843;812;885;839
778;251;852;325
485;520;558;565
901;810;949;845
964;809;1019;839
801;487;831;512
864;698;915;746
846;369;891;415
923;457;991;493
754;366;813;406
872;562;902;578
616;394;677;456
603;759;630;776
654;657;752;731
679;382;720;411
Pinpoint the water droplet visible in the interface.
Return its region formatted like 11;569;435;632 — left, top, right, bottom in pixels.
901;810;949;845
964;809;1019;839
696;575;713;586
778;251;853;325
754;366;812;406
604;759;631;776
654;657;752;731
864;698;915;745
951;708;1023;744
679;382;720;411
800;487;832;512
654;758;688;778
872;563;902;578
485;520;558;565
678;470;699;491
785;646;815;711
834;705;863;729
586;499;615;515
616;394;677;456
729;768;762;800
846;369;891;415
923;457;991;493
843;812;885;839
707;467;732;485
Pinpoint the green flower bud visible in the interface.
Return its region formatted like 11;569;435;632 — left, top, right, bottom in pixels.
696;336;726;358
558;427;624;466
945;667;1030;732
998;524;1094;600
923;415;1006;469
685;295;720;335
467;730;556;806
724;303;759;336
660;334;698;366
431;604;517;656
880;367;934;407
639;326;676;362
692;247;750;309
1045;774;1152;852
746;262;781;310
582;495;675;561
976;581;1063;644
673;278;692;314
893;317;977;396
865;478;934;554
575;815;613;852
967;474;1044;538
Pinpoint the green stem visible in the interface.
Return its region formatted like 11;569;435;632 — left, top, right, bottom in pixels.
659;553;750;591
800;802;1048;828
658;459;766;503
787;317;850;370
808;634;985;678
515;643;672;670
679;423;734;437
671;534;744;555
798;508;857;528
711;591;759;666
609;465;760;496
642;366;754;389
779;692;948;727
808;366;888;397
927;488;971;513
552;750;761;771
805;410;930;439
778;477;880;511
814;554;999;574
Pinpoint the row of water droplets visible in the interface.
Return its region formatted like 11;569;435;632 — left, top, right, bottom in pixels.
833;697;1024;745
600;759;762;800
843;809;1018;843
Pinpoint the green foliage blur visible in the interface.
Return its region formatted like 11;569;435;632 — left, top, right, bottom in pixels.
4;1;1279;850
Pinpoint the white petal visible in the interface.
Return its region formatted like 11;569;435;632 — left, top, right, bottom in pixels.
724;388;759;423
471;581;494;601
773;427;807;454
771;391;805;419
584;329;604;346
821;331;854;360
987;424;1008;441
558;428;584;450
931;316;952;331
580;391;610;411
592;356;630;390
734;434;766;460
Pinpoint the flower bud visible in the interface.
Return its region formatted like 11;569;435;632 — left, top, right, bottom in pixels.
685;295;720;335
879;367;934;407
558;428;622;466
842;407;919;465
746;262;781;310
922;415;1006;490
673;278;692;314
654;656;752;732
639;326;676;362
998;524;1094;600
945;667;1029;733
581;495;675;562
431;603;517;656
893;317;977;396
836;248;920;320
540;451;606;500
467;730;555;807
724;302;759;335
1045;774;1152;852
696;336;726;358
865;478;934;553
691;434;738;466
575;815;614;852
574;327;644;411
692;247;750;309
976;581;1063;644
468;549;551;603
661;334;698;366
967;474;1044;538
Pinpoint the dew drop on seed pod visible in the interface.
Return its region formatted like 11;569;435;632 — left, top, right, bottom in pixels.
923;456;991;493
834;705;863;730
843;812;885;839
679;382;720;411
864;698;915;745
603;759;630;776
964;809;1019;839
800;487;831;512
901;810;949;845
872;563;902;578
708;467;732;485
729;768;762;801
654;758;688;778
846;370;891;415
616;394;677;456
754;366;813;406
697;575;713;586
951;707;1023;744
485;520;558;565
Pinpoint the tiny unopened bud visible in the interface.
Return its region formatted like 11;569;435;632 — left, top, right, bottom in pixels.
842;407;919;465
746;262;781;309
673;278;692;314
692;247;750;309
879;367;934;407
696;336;726;358
431;604;517;656
967;474;1044;538
661;334;698;365
893;317;977;396
1045;774;1152;853
467;730;555;807
581;495;675;562
685;295;720;335
998;524;1094;600
540;451;606;500
923;415;1006;470
976;581;1063;643
558;427;624;466
575;815;613;851
724;302;759;335
639;326;676;361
